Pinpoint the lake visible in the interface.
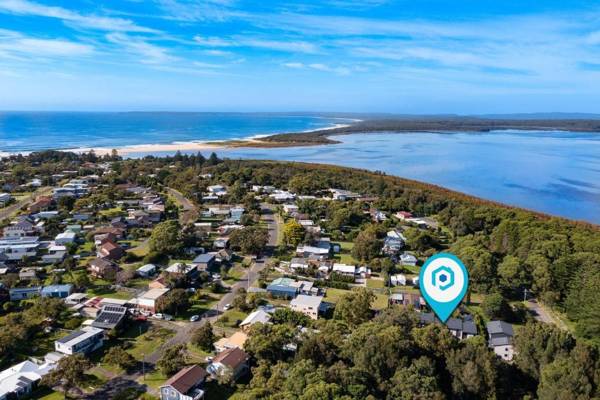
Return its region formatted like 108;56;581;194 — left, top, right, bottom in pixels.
147;130;599;223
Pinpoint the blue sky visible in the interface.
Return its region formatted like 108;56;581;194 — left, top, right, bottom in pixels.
1;0;600;113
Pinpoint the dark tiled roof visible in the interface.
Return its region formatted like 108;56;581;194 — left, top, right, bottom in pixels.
487;320;514;336
163;365;208;394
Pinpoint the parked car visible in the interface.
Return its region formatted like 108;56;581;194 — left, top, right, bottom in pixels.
223;303;231;311
189;315;200;322
152;313;164;320
163;314;173;321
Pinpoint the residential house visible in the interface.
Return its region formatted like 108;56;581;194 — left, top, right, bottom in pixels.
332;263;356;278
149;277;170;289
213;331;248;353
393;211;413;220
191;253;215;272
390;274;407;286
41;284;73;299
213;238;229;249
9;287;42;301
165;263;198;279
136;264;157;278
266;277;300;299
3;220;36;238
330;189;360;201
290;257;309;272
54;326;104;355
207;347;249;381
18;267;39;281
207;185;227;196
399;252;418;267
129;288;170;314
487;320;515;361
269;190;295;202
88;258;120;279
0;237;40;261
160;365;208;400
28;196;53;213
290;295;323;320
0;360;56;400
92;305;128;330
215;249;233;264
446;316;478;340
282;204;299;214
97;240;124;260
55;231;76;245
389;292;426;310
239;309;271;332
41;244;67;264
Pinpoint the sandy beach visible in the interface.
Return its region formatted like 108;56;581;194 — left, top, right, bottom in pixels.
58;123;354;157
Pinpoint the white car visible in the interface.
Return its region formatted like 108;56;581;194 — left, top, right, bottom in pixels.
152;313;164;320
163;314;173;321
223;303;231;311
189;315;200;322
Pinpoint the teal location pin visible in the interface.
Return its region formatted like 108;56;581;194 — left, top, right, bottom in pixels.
419;253;469;322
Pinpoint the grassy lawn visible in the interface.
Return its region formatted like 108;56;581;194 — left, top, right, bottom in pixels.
187;342;212;363
223;263;246;285
372;293;390;310
366;279;385;289
336;241;358;264
177;291;222;320
323;287;352;303
129;239;150;257
324;287;388;310
37;390;64;400
98;207;124;218
87;286;134;300
215;309;248;329
139;369;167;390
126;326;176;361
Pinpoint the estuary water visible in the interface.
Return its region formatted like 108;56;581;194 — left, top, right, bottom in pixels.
208;131;600;223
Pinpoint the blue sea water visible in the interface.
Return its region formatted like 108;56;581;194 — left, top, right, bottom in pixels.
0;112;344;152
0;112;598;223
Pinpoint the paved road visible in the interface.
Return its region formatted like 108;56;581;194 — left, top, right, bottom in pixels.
0;186;51;221
166;187;198;225
525;298;567;329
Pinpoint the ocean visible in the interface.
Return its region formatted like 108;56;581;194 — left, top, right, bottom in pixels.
0;112;346;153
1;112;599;223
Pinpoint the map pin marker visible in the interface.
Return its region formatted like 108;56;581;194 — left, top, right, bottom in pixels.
419;252;469;323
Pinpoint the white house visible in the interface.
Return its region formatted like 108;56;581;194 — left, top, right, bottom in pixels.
390;274;407;286
0;237;40;261
137;264;157;277
290;295;323;320
54;326;104;355
0;360;56;400
239;309;271;331
128;288;170;314
332;263;356;277
55;231;76;245
399;252;418;266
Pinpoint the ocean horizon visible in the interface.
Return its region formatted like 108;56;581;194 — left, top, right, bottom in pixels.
0;111;349;153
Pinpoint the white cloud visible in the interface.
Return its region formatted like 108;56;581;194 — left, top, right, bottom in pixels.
106;33;175;64
0;0;157;32
202;49;233;56
194;35;319;54
0;29;93;59
282;61;351;75
282;62;304;68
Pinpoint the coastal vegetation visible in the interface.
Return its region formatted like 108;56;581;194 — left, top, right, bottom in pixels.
260;117;600;145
